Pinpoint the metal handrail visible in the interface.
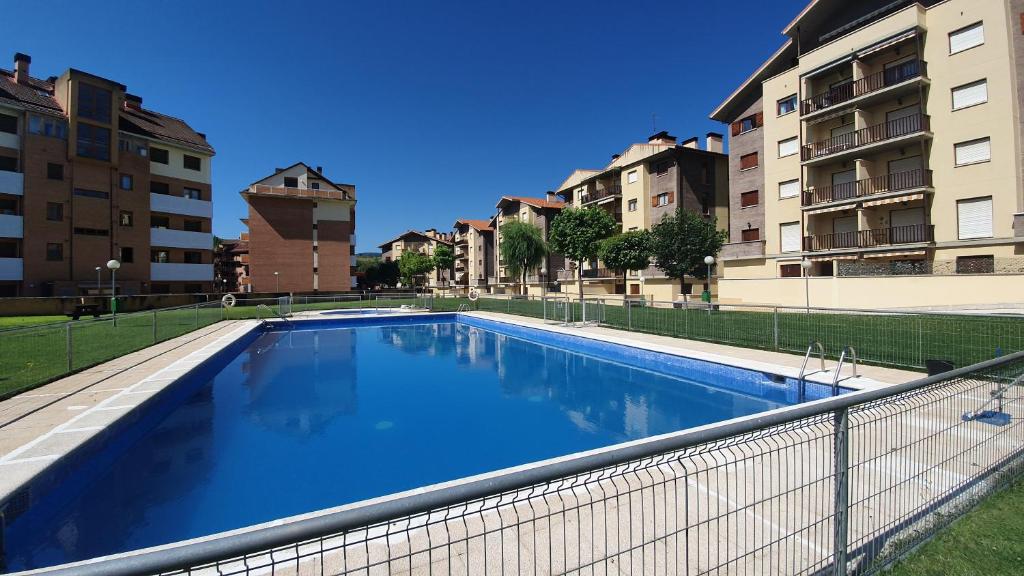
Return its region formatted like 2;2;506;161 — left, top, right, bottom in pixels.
963;372;1024;420
832;346;859;395
798;341;825;400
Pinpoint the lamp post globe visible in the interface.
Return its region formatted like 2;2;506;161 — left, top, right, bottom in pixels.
106;260;121;323
800;259;813;313
702;255;716;311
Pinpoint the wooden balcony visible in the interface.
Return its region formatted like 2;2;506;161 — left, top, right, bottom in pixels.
802;114;930;163
801;60;927;116
802;169;933;207
581;185;622;205
803;223;934;252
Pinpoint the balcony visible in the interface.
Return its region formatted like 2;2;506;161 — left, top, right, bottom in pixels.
150;193;212;218
151;262;214;282
803;169;933;207
0;257;22;281
0;214;23;238
151;228;213;250
0;170;23;197
720;240;766;261
801;60;927;117
801;114;930;164
581;185;622;205
246;184;352;202
803;224;934;252
581;267;615;279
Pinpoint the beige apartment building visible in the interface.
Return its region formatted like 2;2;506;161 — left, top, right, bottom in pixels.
711;0;1024;308
379;228;453;288
452;218;493;293
555;132;729;302
491;196;565;295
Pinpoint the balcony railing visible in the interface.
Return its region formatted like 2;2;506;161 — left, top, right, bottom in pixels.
581;268;615;279
802;169;933;206
801;60;925;115
803;223;934;251
801;113;929;161
581;185;622;205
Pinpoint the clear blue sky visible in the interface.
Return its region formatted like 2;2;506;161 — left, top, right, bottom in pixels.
6;0;806;251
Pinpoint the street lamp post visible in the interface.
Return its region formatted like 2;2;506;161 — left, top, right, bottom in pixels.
801;259;813;314
703;255;715;316
274;271;280;293
95;266;101;294
106;259;121;325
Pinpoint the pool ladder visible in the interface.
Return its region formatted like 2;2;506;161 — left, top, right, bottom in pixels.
963;372;1024;421
832;346;858;395
257;304;293;327
457;304;470;313
798;342;859;399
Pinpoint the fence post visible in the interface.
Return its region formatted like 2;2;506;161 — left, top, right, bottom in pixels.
627;301;632;331
833;407;850;576
195;304;200;329
543;297;547;321
66;323;73;372
773;307;780;351
153;310;158;343
507;297;511;314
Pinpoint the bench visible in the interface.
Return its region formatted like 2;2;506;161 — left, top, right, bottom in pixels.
69;304;102;320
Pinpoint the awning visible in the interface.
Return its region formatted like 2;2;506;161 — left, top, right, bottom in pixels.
856;29;917;59
806;203;856;215
809;254;858;262
863;193;924;207
863;249;926;259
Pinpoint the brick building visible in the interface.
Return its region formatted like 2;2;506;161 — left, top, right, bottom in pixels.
0;53;215;296
241;163;356;293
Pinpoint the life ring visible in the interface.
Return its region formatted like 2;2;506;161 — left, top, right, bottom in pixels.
221;293;237;307
468;289;480;302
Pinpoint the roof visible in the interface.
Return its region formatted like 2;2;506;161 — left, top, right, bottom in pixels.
378;230;453;250
556;169;602;193
246;161;354;192
0;69;62;113
709;39;796;122
455;219;494;233
496;196;565;210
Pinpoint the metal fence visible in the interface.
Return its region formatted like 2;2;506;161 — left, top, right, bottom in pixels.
28;350;1024;576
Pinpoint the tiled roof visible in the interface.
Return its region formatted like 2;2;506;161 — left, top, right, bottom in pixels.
497;196;565;210
379;230;453;249
0;69;62;113
455;219;494;232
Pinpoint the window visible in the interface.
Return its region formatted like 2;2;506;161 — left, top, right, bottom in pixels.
120;246;134;263
952;79;988;110
183;154;201;171
77;83;112;123
779;179;800;199
46;202;63;221
0;156;16;172
0;240;17;258
732;113;762;135
183;219;202;232
151;215;170;228
957;196;993;239
184;251;202;264
46;243;63;261
740;152;758;170
47;163;63;180
740;190;759;208
954;138;991;166
780;263;802;278
956;255;994;274
76;123;110;161
0;113;16;134
151;250;169;263
0;197;16;215
949;22;984;55
73;188;109;199
778;137;799;158
777;94;798;116
627;170;638;184
283;176;299;187
150;147;169;164
28;115;67;138
120;174;133;190
310;182;320;190
627;199;637;212
150;181;170;195
183;187;202;200
741;228;760;242
654;161;670;177
73;227;109;236
780;222;801;253
656;193;669;207
119;210;133;227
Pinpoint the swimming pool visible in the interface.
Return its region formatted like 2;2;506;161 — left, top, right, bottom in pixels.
2;314;844;571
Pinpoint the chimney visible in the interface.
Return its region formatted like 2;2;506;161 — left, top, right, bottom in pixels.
545;191;557;203
648;131;677;145
611;153;621;162
706;132;724;153
316;166;323;174
14;53;31;84
124;93;143;111
681;136;699;149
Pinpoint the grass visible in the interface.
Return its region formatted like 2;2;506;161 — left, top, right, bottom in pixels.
887;478;1024;576
0;315;81;328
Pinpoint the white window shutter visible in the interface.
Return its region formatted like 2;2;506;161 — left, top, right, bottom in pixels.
779;179;800;199
778;137;799;157
952;80;988;110
780;222;801;252
950;22;984;54
955;138;991;166
957;197;993;239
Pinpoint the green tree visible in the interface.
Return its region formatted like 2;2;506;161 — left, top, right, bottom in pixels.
499;221;548;296
650;207;727;303
431;244;456;296
599;230;654;290
398;251;435;289
548;207;618;320
378;259;400;288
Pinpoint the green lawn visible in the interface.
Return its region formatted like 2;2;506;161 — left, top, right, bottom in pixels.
887;478;1024;576
0;315;80;328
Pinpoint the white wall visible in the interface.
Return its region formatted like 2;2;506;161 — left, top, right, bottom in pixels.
149;144;212;184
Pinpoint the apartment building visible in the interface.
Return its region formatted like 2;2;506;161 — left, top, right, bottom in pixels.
555;132;729;301
242;163;356;293
452;218;494;293
0;53;215;296
379;228;453;288
711;0;1024;308
213;235;249;293
491;196;565;295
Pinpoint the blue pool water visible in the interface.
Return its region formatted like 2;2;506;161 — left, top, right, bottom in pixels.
3;315;838;570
